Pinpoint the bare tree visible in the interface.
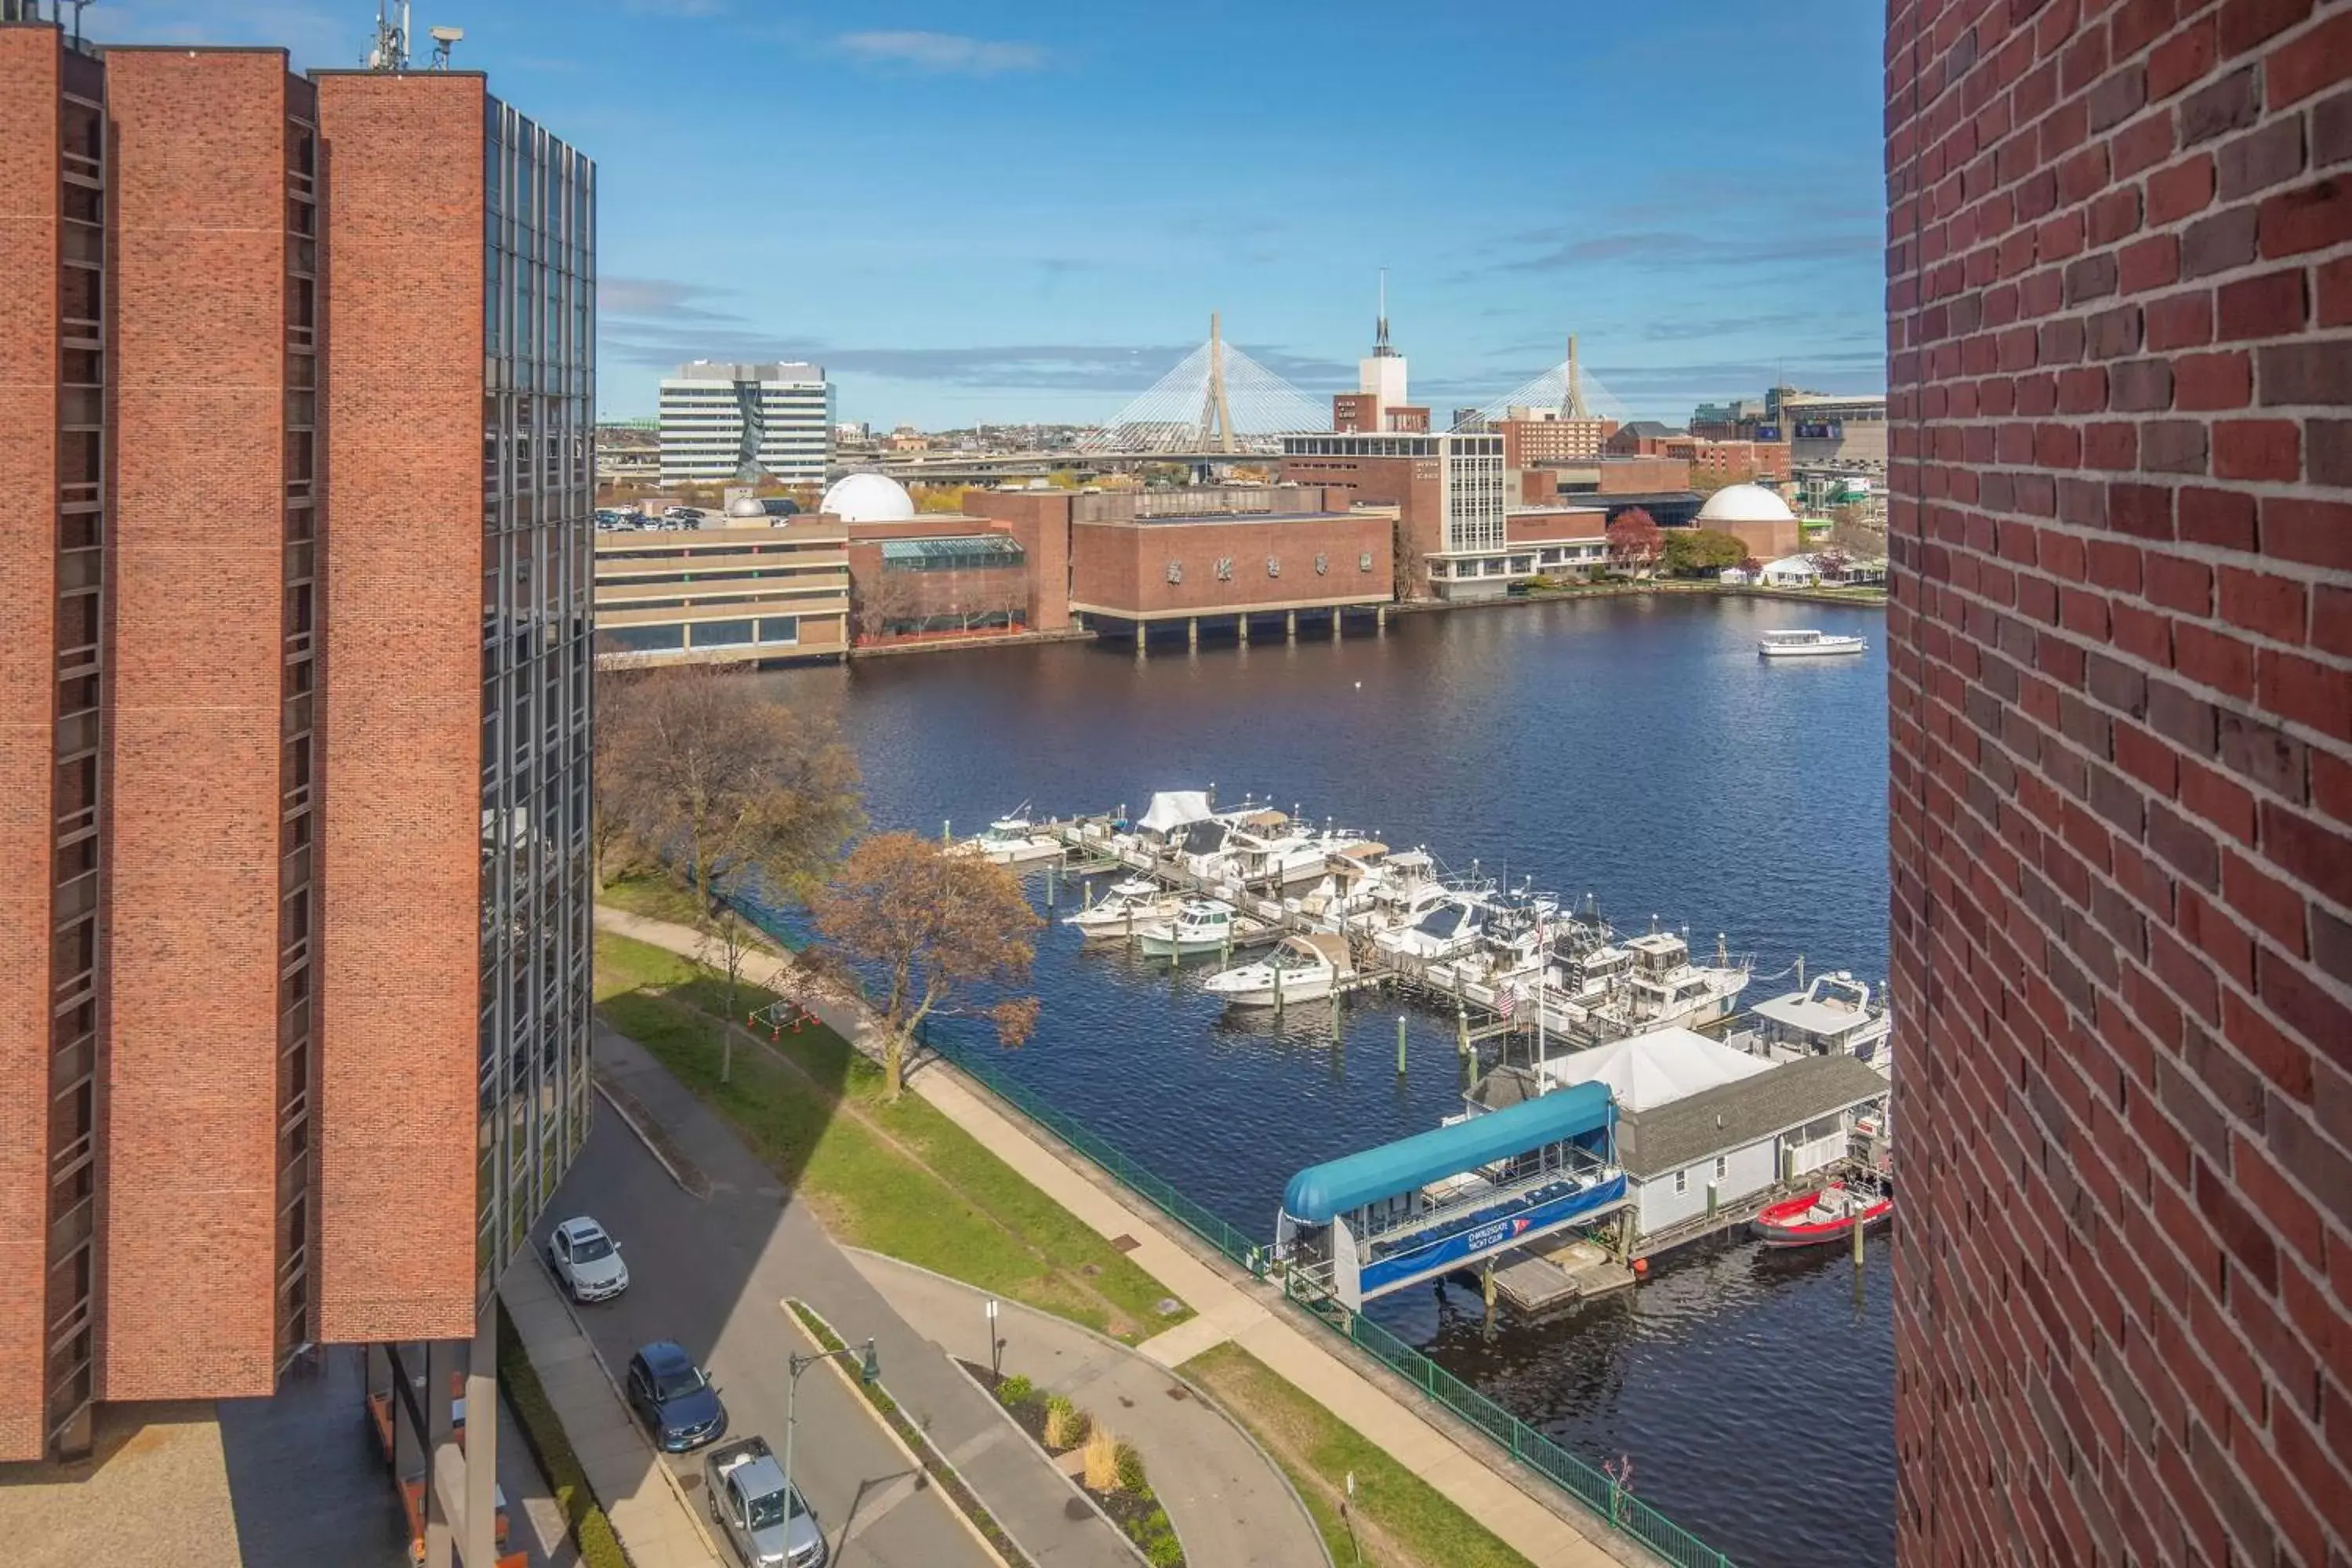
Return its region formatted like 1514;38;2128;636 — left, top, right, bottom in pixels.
852;568;921;644
811;833;1042;1100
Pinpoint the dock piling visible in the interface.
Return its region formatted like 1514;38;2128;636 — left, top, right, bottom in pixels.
1455;1006;1470;1058
1853;1210;1865;1271
942;818;951;844
1273;961;1284;1018
1285;610;1298;642
1396;1014;1407;1075
1188;616;1200;651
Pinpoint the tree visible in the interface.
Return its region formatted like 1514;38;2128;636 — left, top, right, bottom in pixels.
1813;547;1853;583
811;833;1043;1100
912;484;970;514
851;567;923;644
614;668;865;1076
592;661;651;891
1824;506;1887;559
1606;509;1663;572
1661;528;1748;578
1739;555;1763;577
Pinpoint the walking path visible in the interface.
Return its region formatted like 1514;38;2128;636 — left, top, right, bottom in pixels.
585;1022;1134;1568
847;1249;1330;1568
499;1255;722;1568
597;906;1652;1568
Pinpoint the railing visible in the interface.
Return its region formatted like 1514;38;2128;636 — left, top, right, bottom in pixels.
914;1025;1738;1568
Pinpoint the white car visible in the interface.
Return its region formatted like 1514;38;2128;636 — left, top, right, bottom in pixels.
547;1216;630;1302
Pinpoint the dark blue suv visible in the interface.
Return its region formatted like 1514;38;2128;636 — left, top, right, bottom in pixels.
626;1341;728;1453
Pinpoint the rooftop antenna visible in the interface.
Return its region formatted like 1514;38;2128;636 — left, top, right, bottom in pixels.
428;23;463;67
1563;334;1592;420
365;0;410;71
1373;270;1396;358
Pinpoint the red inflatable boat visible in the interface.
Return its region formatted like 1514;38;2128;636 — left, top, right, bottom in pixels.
1750;1179;1893;1247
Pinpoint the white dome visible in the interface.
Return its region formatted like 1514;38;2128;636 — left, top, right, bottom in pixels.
724;494;767;518
818;472;916;524
1696;483;1796;524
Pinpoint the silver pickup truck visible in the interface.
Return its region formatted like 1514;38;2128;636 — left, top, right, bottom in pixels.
702;1435;826;1568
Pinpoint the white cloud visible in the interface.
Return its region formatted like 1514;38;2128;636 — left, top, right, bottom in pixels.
833;30;1046;75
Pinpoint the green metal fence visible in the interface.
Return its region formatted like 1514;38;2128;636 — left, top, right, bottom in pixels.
918;1033;1737;1568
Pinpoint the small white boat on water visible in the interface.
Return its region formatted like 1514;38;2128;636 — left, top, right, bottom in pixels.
959;810;1064;866
1730;971;1895;1079
1062;878;1182;941
1135;898;1240;957
1759;628;1867;658
1203;934;1353;1007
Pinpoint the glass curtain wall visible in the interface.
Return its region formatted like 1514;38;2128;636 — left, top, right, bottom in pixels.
477;97;594;1307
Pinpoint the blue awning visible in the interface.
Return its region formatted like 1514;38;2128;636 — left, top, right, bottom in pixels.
1280;1083;1615;1224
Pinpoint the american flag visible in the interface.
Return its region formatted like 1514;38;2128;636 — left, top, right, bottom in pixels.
1499;984;1520;1020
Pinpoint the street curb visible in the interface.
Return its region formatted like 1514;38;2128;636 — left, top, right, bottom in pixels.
943;1357;1152;1568
781;1298;1019;1568
845;1247;1330;1568
593;1074;706;1199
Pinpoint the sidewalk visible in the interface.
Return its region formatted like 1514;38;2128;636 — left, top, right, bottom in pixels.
848;1248;1330;1568
597;906;1650;1568
499;1257;721;1568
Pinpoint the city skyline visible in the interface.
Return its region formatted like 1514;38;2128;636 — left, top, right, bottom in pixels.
83;0;1888;426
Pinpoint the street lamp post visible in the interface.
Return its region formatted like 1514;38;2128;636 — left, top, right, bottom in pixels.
782;1334;880;1555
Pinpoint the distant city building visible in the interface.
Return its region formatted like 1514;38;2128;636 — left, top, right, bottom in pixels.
1497;406;1617;466
659;361;834;485
1776;391;1887;470
1279;430;1507;596
1694;484;1802;561
594;493;848;666
595;422;661;485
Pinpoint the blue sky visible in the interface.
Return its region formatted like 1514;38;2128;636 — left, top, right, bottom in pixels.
90;0;1889;427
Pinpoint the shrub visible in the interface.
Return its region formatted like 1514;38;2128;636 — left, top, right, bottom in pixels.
1082;1425;1120;1492
995;1374;1033;1408
1044;1395;1087;1450
1114;1440;1148;1495
1146;1530;1183;1568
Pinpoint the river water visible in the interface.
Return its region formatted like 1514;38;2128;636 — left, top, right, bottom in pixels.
746;593;1894;1567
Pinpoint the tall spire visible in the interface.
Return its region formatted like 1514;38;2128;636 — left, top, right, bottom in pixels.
1373;269;1397;358
1563;333;1592;419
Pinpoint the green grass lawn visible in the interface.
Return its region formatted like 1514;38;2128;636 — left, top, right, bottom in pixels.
595;873;707;928
1180;1343;1535;1568
595;930;1185;1341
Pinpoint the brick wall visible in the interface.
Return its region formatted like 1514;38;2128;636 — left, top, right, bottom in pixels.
101;49;291;1402
1886;0;2351;1563
1069;515;1393;616
314;72;485;1345
0;23;61;1461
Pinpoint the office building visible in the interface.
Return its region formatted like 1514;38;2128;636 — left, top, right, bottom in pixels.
595;495;850;665
1886;2;2350;1563
0;21;591;1563
1279;431;1505;597
658;360;833;485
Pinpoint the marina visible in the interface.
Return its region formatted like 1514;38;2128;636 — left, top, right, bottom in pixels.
748;592;1896;1566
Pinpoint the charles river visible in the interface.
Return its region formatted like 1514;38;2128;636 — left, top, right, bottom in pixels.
753;593;1894;1568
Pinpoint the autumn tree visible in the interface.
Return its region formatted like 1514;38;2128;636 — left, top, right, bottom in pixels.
1606;509;1664;573
811;833;1043;1100
851;568;922;643
605;667;865;1076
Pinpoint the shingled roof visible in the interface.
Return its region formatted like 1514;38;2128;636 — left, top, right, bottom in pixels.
1615;1054;1889;1178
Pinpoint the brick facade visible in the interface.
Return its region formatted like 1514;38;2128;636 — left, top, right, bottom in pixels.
1886;0;2352;1563
100;49;293;1403
1069;514;1395;618
0;22;64;1461
314;71;485;1345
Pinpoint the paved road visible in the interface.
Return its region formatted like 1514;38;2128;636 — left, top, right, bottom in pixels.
536;1109;986;1568
557;1023;1138;1568
851;1251;1331;1568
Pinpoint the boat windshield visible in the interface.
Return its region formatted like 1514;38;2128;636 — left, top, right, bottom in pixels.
1414;904;1475;939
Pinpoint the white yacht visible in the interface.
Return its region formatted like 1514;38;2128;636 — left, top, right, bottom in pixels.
1203;934;1352;1007
1730;971;1894;1078
1759;628;1867;658
1374;888;1494;967
1343;851;1448;938
960;811;1063;866
1582;930;1750;1035
1061;877;1182;941
1135;898;1240;957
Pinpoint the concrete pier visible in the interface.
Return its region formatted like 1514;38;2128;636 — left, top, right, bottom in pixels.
1188;616;1199;650
1285;610;1297;642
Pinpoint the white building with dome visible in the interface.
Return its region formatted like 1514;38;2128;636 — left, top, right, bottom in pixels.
1693;481;1802;564
818;471;918;524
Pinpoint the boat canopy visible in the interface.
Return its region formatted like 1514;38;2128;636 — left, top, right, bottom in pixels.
1137;791;1213;836
1280;1082;1614;1224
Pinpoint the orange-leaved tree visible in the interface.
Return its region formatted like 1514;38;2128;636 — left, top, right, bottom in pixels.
812;833;1043;1100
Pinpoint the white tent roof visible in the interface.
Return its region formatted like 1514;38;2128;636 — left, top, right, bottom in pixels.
1537;1025;1773;1112
1136;790;1214;836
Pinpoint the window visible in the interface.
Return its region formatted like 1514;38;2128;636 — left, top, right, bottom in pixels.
1673;1170;1688;1196
1715;1156;1728;1181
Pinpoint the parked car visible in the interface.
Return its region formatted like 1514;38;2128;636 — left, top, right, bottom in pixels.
706;1435;826;1566
626;1341;728;1452
546;1215;630;1302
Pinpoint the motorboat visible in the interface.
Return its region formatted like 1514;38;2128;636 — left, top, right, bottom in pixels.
1203;934;1352;1007
1135;898;1240;957
1759;628;1867;658
1374;887;1495;967
1750;1178;1892;1247
1730;971;1894;1079
1061;877;1182;941
1582;930;1750;1035
1342;851;1448;937
960;811;1063;866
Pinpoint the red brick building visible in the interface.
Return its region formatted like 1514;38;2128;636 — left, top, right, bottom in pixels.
0;27;590;1563
1662;436;1795;484
1886;0;2351;1563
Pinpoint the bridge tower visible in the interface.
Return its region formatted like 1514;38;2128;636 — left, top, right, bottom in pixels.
1194;312;1239;454
1562;334;1592;421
